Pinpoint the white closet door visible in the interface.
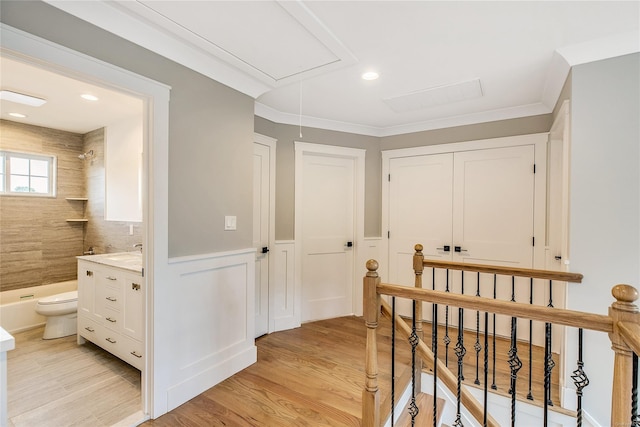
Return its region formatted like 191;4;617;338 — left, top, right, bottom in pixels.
388;154;454;289
452;145;535;268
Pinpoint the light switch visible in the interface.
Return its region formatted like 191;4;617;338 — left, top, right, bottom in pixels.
224;216;237;231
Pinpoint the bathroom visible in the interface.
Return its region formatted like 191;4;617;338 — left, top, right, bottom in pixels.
0;57;145;426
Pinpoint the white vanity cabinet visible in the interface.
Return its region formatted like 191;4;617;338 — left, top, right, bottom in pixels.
77;256;144;370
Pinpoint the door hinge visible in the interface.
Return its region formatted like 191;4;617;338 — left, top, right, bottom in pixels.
142;267;145;277
532;236;535;247
533;164;536;174
388;174;391;182
388;231;390;239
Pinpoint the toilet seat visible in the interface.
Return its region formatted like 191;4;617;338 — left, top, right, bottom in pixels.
38;291;78;305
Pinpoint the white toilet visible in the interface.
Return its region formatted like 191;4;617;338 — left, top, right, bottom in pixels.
35;291;78;339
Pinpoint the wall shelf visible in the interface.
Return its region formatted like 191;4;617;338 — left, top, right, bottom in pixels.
66;197;88;201
66;219;89;222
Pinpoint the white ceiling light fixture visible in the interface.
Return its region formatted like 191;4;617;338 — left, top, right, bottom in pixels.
0;90;47;107
362;71;379;81
81;94;99;101
8;112;27;118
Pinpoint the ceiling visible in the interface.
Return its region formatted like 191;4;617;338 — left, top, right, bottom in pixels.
3;1;639;137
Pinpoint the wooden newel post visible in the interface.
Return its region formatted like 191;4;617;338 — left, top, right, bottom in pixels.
363;259;381;427
413;244;424;390
609;284;639;427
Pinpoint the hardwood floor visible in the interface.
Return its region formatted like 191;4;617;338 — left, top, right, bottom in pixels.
143;315;563;427
6;325;141;427
143;316;412;427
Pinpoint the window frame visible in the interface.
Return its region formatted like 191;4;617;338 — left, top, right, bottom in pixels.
0;150;57;197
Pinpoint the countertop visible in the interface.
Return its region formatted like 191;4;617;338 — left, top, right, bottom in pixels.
77;251;143;273
0;327;15;353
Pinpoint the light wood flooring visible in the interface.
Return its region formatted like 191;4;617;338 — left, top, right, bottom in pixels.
142;316;562;426
6;325;141;427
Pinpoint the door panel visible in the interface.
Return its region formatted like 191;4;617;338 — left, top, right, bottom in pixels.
302;155;354;322
253;142;270;337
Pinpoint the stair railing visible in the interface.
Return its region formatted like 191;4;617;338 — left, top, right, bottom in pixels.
363;247;639;427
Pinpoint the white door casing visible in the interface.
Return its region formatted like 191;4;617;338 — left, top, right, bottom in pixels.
253;133;276;337
295;142;365;324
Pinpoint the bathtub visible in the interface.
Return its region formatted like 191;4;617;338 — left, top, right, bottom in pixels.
0;280;78;334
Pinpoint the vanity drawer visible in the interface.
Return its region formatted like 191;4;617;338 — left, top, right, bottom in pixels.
119;335;143;370
101;307;123;332
78;316;102;343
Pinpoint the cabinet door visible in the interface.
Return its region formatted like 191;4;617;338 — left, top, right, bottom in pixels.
77;261;97;321
122;273;143;341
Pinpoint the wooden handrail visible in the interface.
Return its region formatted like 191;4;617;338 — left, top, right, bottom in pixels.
377;282;613;333
618;321;640;356
422;258;584;283
380;298;500;427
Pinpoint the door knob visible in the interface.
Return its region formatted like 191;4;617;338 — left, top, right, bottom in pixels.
454;246;468;253
437;245;451;252
261;247;269;254
345;241;353;247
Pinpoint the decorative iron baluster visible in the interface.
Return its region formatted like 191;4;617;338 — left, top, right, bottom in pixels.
444;269;450;368
474;271;481;386
491;274;497;390
633;352;639;427
432;269;438;427
546;280;555;408
391;296;396;426
483;311;489;427
571;328;590;427
508;315;522;427
527;277;534;400
408;300;419;425
460;271;465;381
453;306;467;427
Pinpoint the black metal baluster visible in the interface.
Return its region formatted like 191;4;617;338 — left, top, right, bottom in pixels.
445;269;450;368
508;276;522;427
543;321;551;427
632;352;639;427
508;314;522;427
483;311;489;427
432;269;438;427
546;280;555;408
527;277;534;401
491;274;497;390
460;271;465;381
571;328;590;427
408;300;419;425
391;296;396;426
474;271;481;386
453;306;466;427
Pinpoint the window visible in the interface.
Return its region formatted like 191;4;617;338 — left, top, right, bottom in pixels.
0;151;56;196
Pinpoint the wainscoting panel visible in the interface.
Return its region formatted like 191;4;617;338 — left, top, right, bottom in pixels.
164;249;256;412
272;241;297;332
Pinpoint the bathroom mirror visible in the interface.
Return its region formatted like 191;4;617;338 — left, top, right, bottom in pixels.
104;115;143;222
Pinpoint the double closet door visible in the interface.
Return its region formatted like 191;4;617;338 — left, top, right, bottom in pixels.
387;143;537;332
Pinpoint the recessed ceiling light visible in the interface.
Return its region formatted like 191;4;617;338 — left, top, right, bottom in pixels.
8;112;27;118
81;94;99;101
0;90;46;107
362;71;379;81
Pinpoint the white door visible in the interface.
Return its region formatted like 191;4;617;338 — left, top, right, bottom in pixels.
387;145;536;327
253;141;271;337
388;154;454;290
300;154;355;322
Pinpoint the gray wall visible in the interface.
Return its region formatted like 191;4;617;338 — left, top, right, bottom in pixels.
380;114;553;150
568;53;640;425
255;117;382;239
1;1;255;257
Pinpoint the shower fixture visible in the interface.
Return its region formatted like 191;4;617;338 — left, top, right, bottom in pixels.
78;150;94;160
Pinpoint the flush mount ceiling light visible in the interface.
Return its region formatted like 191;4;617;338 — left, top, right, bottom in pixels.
81;94;99;101
0;90;47;107
361;71;379;81
8;112;27;118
